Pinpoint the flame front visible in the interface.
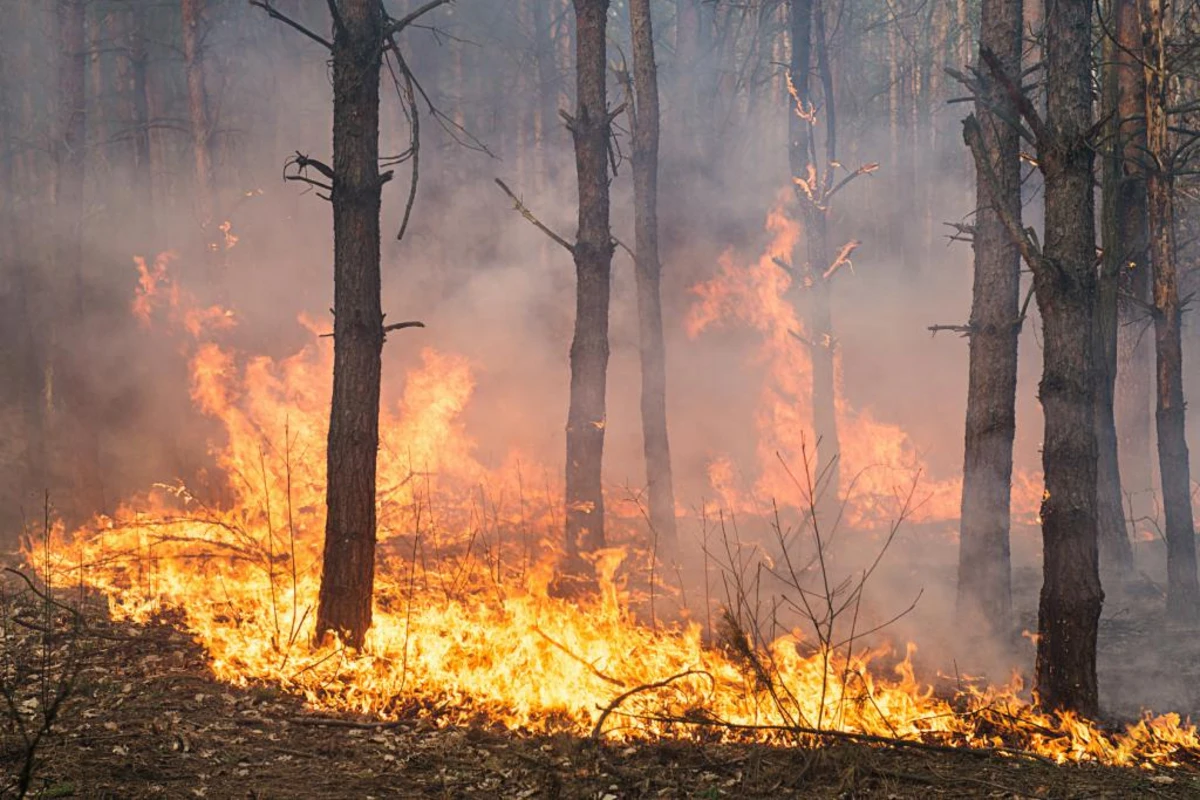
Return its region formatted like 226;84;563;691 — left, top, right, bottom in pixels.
33;250;1199;768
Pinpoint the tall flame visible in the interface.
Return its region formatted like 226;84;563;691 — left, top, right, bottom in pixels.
687;200;1041;527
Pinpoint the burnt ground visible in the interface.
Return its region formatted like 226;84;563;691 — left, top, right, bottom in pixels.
4;570;1200;799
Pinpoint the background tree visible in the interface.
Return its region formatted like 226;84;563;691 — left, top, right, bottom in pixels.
955;0;1023;641
787;0;874;510
563;0;616;574
626;0;678;551
181;0;218;270
1109;0;1154;533
1142;0;1200;621
1093;0;1136;577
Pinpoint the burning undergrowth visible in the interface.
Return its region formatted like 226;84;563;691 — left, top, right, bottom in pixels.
27;225;1200;771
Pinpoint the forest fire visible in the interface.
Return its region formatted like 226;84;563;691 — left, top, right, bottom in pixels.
685;201;1042;527
28;251;1200;770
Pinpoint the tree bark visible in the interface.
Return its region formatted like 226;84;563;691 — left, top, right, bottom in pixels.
957;0;1022;640
315;0;386;649
629;0;678;552
181;0;219;265
563;0;615;572
1033;0;1104;715
1142;0;1200;621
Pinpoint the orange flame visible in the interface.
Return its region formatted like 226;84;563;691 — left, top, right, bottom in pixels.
31;249;1197;768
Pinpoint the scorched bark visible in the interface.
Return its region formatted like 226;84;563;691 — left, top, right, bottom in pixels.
1034;0;1104;714
316;0;386;649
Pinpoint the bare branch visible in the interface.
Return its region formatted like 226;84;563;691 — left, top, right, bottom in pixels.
980;46;1050;149
383;321;425;334
963;114;1044;274
249;1;333;49
494;178;574;255
384;0;453;36
928;323;975;336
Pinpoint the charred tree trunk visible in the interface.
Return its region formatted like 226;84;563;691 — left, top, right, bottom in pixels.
1142;0;1200;621
1095;0;1136;577
957;0;1022;639
788;0;840;508
629;0;677;551
1034;0;1103;714
1112;0;1153;533
181;0;218;267
315;0;386;649
563;0;615;572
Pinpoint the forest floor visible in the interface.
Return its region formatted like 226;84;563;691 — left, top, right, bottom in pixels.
4;569;1200;799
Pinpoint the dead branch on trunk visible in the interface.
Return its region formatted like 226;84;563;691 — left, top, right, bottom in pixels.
248;1;333;49
494;178;575;254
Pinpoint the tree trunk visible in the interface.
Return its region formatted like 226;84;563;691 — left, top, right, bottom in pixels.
1033;0;1103;715
315;0;386;649
788;0;840;508
956;0;1022;640
1142;0;1200;622
181;0;218;265
1094;0;1135;578
1112;0;1153;527
629;0;678;552
563;0;614;572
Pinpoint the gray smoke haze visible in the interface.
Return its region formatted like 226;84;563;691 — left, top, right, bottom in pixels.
1;0;1196;718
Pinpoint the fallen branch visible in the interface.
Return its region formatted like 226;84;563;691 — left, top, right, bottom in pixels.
288;715;407;730
615;711;1058;765
590;670;711;740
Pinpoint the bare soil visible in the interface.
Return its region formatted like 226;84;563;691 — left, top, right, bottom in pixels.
4;571;1199;799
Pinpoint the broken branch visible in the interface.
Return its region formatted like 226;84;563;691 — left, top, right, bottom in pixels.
249;1;333;49
980;46;1049;150
385;0;454;37
494;178;574;255
963;114;1044;274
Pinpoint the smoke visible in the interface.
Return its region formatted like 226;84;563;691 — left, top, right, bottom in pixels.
2;0;1191;718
